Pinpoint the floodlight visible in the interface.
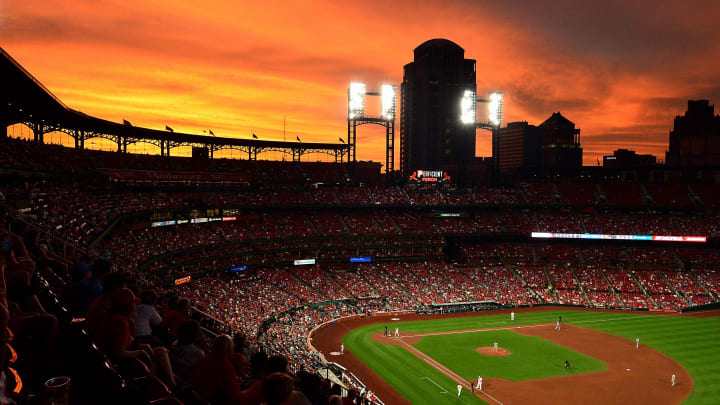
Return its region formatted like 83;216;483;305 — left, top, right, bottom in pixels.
489;92;503;127
460;90;476;124
348;82;366;120
381;84;396;121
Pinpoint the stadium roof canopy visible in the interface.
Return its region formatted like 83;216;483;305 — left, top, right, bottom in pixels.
0;47;350;161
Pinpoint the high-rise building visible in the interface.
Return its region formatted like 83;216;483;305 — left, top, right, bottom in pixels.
497;121;542;175
400;39;477;177
666;100;720;166
539;112;582;169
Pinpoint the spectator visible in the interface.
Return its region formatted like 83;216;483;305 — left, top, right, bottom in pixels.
77;259;112;316
92;288;175;387
242;354;288;405
191;334;243;405
135;289;162;341
262;372;294;405
169;320;205;382
162;297;191;337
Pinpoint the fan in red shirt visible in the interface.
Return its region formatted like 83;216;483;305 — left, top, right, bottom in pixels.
162;298;191;337
190;334;244;405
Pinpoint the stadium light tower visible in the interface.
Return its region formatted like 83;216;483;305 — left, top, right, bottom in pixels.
347;83;396;180
461;90;504;182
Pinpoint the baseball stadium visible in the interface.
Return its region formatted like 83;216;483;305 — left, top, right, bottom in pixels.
2;25;720;405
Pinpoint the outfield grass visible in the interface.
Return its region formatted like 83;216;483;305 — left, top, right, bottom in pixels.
413;329;605;381
342;310;720;405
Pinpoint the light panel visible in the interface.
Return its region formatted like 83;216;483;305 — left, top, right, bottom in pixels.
460;90;476;124
381;84;396;121
348;82;366;120
488;92;503;127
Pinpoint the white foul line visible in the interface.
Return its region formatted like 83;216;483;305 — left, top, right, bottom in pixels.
399;338;504;405
419;377;448;394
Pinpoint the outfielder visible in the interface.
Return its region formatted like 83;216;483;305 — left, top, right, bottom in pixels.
395;327;399;337
635;337;639;348
457;384;462;396
493;342;498;352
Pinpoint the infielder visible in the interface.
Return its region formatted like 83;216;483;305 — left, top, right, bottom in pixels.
477;376;483;390
493;342;498;352
511;311;515;321
394;327;399;337
341;344;344;354
635;337;639;348
457;384;462;396
555;315;563;330
672;374;676;386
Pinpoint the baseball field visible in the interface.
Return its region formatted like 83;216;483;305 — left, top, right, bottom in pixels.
311;308;720;404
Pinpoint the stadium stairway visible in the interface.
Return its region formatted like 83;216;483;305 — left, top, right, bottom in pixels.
599;269;628;309
570;267;592;306
541;265;559;303
659;271;689;307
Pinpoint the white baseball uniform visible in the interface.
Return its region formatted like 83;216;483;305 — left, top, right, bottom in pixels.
395;327;399;337
635;338;639;348
457;384;462;396
511;311;515;321
341;344;344;354
672;374;676;386
477;377;483;391
493;342;498;352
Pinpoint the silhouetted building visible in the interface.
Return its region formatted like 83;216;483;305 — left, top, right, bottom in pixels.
603;149;656;168
539;112;582;169
400;39;476;177
498;121;542;175
666;100;720;166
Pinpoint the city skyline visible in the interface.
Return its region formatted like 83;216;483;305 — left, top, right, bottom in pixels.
2;0;720;166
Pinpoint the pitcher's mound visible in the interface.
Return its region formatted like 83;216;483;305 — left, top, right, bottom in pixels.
476;347;511;356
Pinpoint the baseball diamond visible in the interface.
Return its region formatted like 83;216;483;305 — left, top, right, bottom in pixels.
311;307;720;405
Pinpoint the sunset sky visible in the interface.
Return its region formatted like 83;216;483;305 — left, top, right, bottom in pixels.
2;0;720;166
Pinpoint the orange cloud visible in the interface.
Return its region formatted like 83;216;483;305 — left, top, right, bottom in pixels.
3;0;720;166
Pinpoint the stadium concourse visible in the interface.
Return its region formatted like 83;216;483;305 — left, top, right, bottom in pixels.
1;137;720;404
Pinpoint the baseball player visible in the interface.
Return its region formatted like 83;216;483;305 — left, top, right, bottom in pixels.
511;311;515;321
470;381;474;394
555;315;563;330
672;374;676;386
635;337;639;348
341;344;344;354
395;327;399;337
493;342;498;352
477;376;483;390
564;360;571;371
457;384;462;396
384;325;388;336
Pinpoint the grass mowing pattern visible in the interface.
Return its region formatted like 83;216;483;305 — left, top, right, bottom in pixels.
343;310;720;404
413;329;605;381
